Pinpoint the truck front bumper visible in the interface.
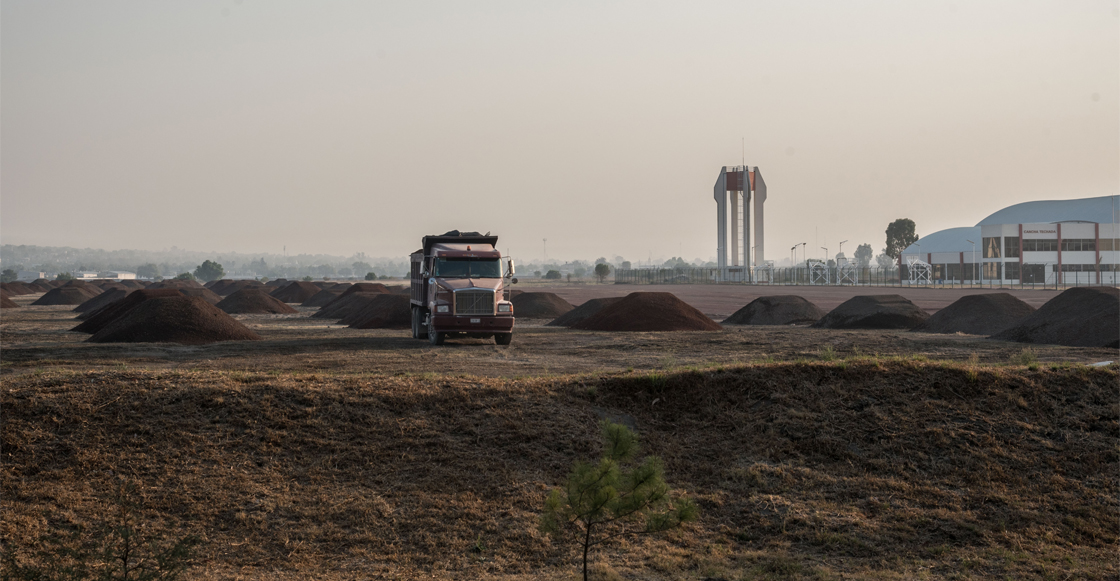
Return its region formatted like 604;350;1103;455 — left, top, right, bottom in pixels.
431;315;514;334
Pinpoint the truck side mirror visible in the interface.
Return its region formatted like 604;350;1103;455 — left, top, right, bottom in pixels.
507;258;516;277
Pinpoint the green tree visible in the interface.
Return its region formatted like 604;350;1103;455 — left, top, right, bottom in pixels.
365;272;378;281
135;264;161;280
192;260;225;282
544;270;562;280
1;269;17;283
853;244;873;268
593;263;611;283
174;272;195;281
884;219;919;260
541;421;698;581
56;272;75;281
876;251;896;269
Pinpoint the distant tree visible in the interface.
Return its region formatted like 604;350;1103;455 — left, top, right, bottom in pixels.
259;276;270;283
365;272;378;281
193;260;225;282
594;257;608;265
662;257;688;269
620;261;632;270
136;263;161;280
853;244;873;268
573;266;587;279
594;263;611;283
541;421;698;581
175;272;196;281
566;273;572;283
302;275;313;282
884;219;919;260
379;274;391;280
544;270;562;280
875;251;895;269
1;269;17;283
534;271;542;278
352;261;373;274
55;272;75;281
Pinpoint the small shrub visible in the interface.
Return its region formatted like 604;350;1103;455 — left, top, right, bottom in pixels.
1009;347;1038;366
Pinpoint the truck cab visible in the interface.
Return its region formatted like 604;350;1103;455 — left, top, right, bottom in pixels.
410;231;516;345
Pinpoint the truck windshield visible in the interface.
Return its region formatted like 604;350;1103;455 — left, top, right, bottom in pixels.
433;257;502;278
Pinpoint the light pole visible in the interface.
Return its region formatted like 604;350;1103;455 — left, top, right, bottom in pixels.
838;240;848;261
966;239;975;287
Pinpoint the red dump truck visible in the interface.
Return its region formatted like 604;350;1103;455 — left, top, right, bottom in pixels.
410;231;517;345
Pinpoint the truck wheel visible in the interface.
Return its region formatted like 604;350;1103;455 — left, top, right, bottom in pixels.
494;333;512;346
428;320;444;346
414;307;429;340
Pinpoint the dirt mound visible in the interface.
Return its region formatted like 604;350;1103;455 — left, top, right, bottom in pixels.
148;279;203;289
94;282;128;292
62;280;102;295
992;287;1120;348
87;296;262;344
178;287;223;305
74;289;132;313
119;280;146;289
302;289;346;307
572;292;721;331
510;292;574;318
1;293;18;308
216;289;298;315
722;295;825;325
211;280;265;296
812;294;929;329
1;282;35;295
72;289;185;333
344;294;413;329
270;281;321;303
546;297;624;327
31;279;54;290
265;278;288;287
31;286;100;306
312;293;382;320
319;283;389;310
913;293;1036;336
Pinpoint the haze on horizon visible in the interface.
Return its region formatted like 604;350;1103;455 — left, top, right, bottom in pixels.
2;1;1117;265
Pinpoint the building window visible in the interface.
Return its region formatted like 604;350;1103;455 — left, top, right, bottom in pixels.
1060;239;1096;252
1004;237;1020;258
1022;264;1046;283
1022;239;1058;252
983;237;1001;258
983;262;1001;280
1100;238;1116;251
1004;262;1020;280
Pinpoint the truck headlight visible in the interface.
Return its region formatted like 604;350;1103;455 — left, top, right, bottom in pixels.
436;305;449;313
497;304;512;313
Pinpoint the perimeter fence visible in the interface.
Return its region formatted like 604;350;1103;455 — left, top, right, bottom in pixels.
613;265;1119;289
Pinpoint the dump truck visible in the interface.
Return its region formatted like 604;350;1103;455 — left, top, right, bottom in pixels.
410;230;517;345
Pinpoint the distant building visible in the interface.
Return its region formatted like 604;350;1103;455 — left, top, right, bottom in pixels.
901;195;1119;285
99;271;137;280
17;271;47;282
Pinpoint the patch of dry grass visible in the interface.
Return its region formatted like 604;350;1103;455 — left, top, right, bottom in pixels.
2;361;1117;579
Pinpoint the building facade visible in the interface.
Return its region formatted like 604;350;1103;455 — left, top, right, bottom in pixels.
901;195;1119;285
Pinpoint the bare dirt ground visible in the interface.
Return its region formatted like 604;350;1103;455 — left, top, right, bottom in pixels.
2;291;1117;580
1;291;1115;378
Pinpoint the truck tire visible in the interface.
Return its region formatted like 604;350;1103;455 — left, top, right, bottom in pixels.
428;319;444;346
494;333;512;346
413;306;429;340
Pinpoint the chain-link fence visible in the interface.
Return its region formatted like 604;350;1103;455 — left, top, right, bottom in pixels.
613;265;1119;289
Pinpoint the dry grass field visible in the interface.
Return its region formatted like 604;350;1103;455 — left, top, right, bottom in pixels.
2;290;1118;580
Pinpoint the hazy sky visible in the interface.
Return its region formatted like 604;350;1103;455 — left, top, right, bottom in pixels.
3;1;1117;264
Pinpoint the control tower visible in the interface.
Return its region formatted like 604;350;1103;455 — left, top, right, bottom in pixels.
713;165;766;281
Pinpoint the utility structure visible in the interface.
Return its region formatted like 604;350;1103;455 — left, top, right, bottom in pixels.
713;165;767;281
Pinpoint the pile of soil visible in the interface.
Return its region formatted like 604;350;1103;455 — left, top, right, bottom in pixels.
1;293;18;308
812;295;930;330
119;280;147;289
546;297;624;327
1;282;36;295
148;279;203;290
913;293;1036;336
271;281;321;304
302;289;346;307
722;295;825;325
94;282;128;292
312;293;383;320
211;280;265;296
74;289;132;313
62;280;102;295
265;279;288;287
216;289;298;315
344;294;413;329
992;287;1120;348
572;292;722;332
510;292;574;318
88;296;262;345
319;283;389;310
31;279;54;291
31;286;100;306
72;289;184;333
178;287;223;305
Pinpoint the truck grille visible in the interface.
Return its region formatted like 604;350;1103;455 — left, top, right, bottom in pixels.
454;289;494;315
